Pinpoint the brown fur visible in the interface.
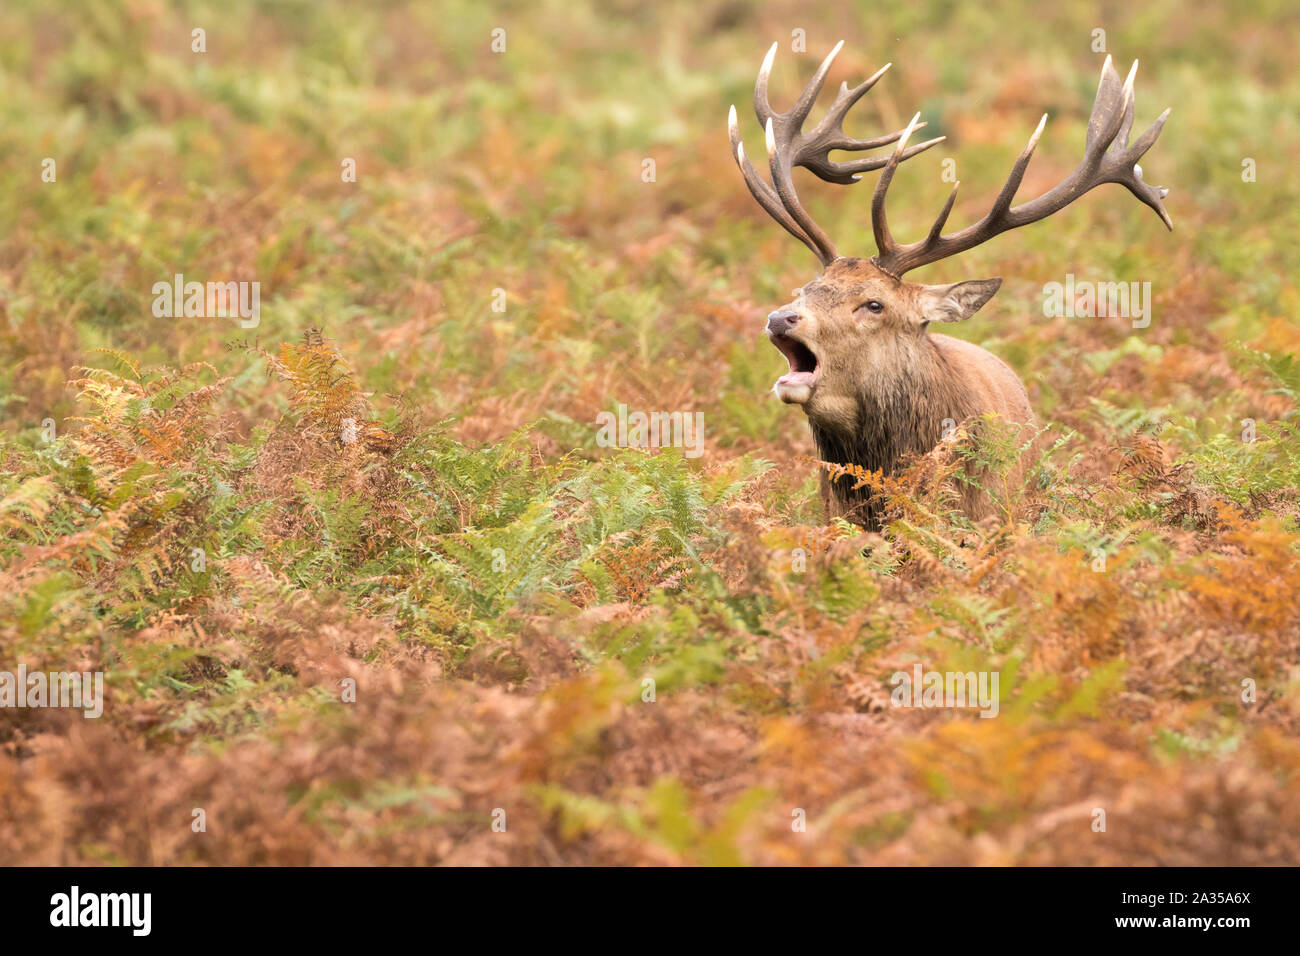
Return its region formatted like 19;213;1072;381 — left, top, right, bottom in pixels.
769;258;1033;528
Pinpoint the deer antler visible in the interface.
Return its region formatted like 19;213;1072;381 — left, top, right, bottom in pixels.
728;41;944;267
871;55;1172;277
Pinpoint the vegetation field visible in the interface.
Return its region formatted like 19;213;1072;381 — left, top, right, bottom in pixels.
1;0;1298;864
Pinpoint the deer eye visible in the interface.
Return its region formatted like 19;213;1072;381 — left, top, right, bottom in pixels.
857;299;884;315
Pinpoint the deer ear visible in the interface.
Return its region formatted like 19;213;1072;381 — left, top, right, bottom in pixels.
918;278;1002;324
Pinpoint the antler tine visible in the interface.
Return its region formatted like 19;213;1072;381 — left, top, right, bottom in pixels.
810;135;945;183
788;40;845;126
872;54;1173;276
798;59;945;184
1085;55;1125;155
761;42;848;262
728;104;823;260
752;42;778;126
731;42;943;267
812;63;893;145
870;111;925;266
1113;59;1138;153
925;180;961;244
989;113;1048;218
1103;59;1174;229
766;115;839;261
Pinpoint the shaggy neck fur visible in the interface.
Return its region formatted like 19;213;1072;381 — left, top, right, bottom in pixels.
807;334;978;528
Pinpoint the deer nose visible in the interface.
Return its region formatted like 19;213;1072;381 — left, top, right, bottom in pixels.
767;310;800;335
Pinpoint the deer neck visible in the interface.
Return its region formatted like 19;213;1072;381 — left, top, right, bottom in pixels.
807;334;977;482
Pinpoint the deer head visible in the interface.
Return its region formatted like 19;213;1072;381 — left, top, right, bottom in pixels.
728;43;1172;426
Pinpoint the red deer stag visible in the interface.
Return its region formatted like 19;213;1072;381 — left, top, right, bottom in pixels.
728;42;1171;528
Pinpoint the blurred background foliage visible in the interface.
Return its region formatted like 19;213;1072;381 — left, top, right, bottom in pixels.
0;0;1298;864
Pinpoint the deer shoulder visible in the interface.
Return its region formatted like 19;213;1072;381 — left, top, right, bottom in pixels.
929;334;1033;427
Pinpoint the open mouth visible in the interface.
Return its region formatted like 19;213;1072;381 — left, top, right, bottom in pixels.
770;333;820;389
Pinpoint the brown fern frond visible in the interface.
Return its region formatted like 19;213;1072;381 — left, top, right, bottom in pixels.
88;347;142;381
